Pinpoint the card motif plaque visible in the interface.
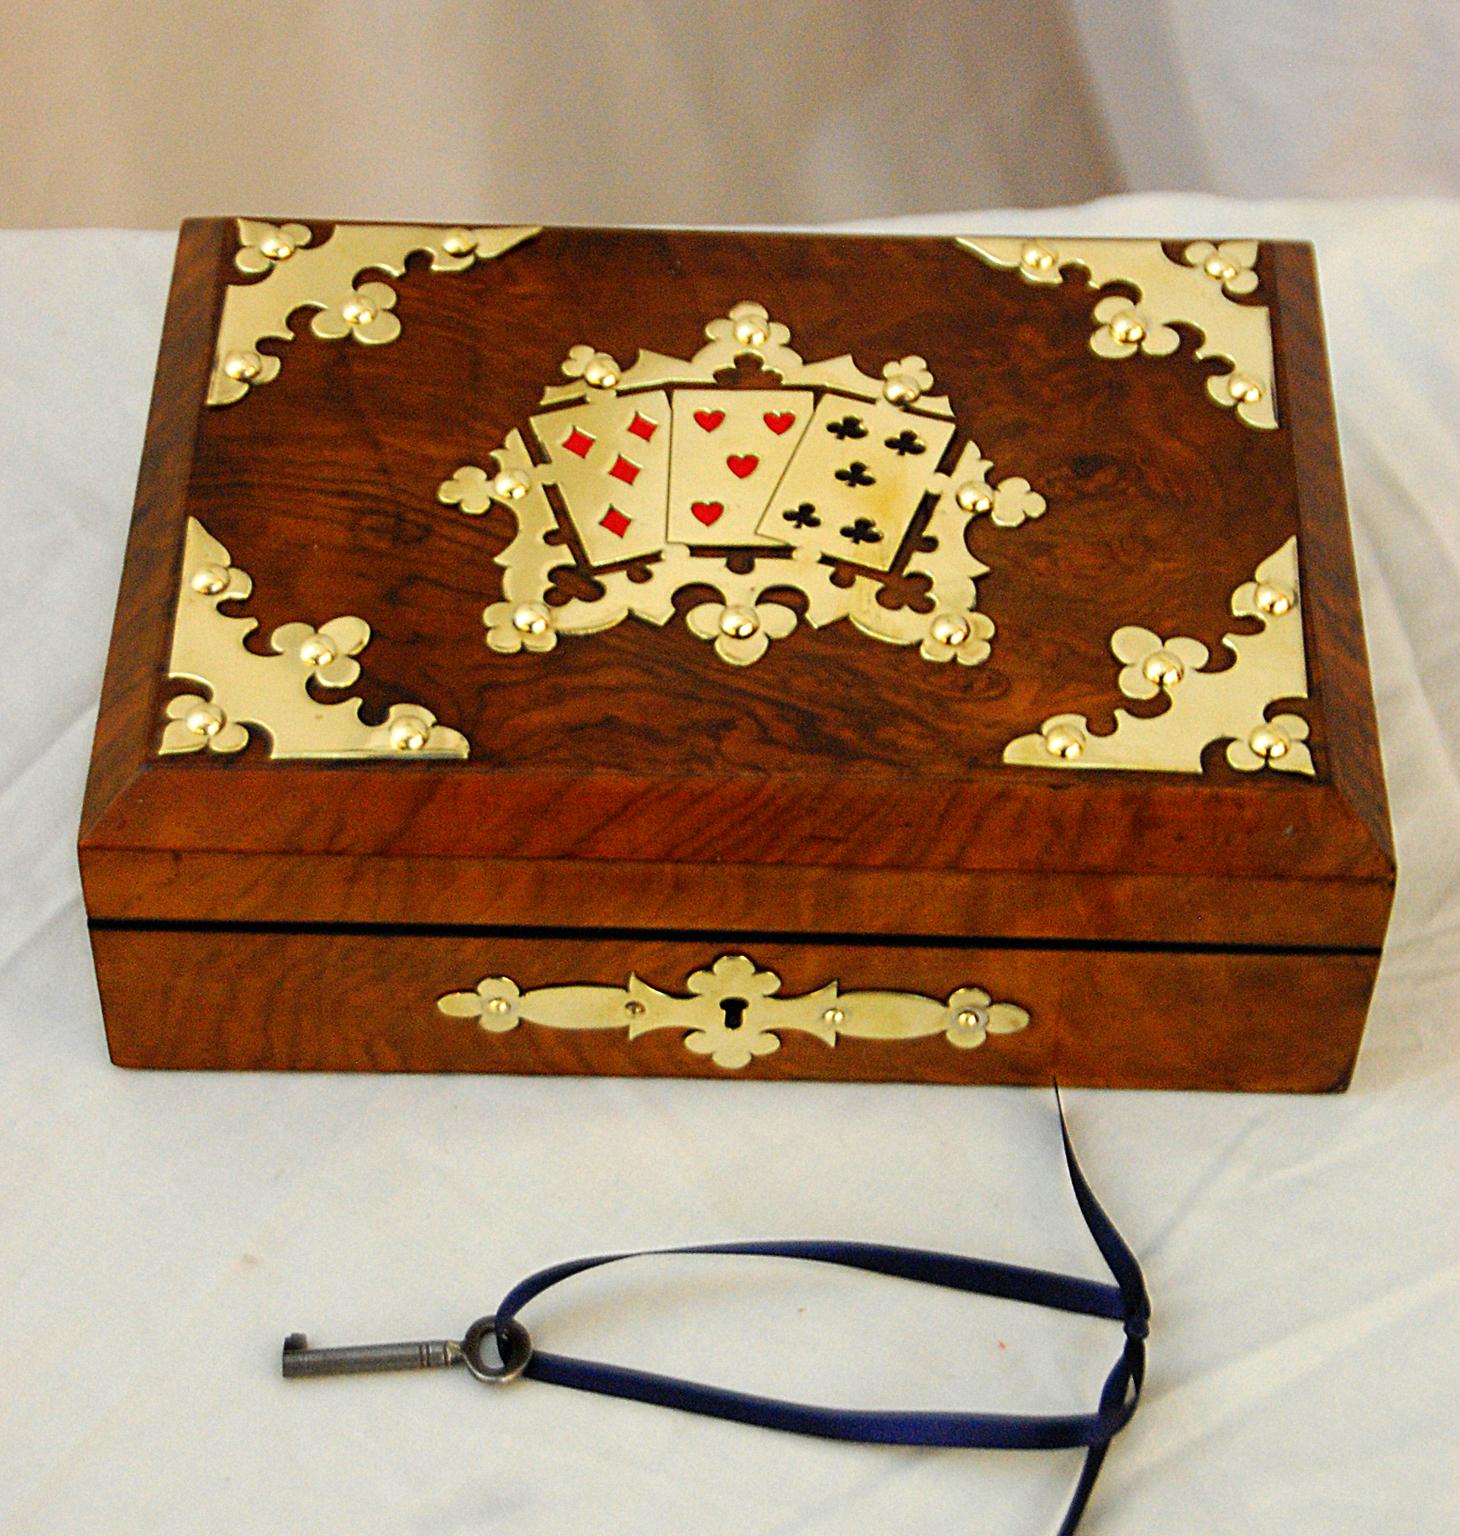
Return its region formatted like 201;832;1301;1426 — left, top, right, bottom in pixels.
438;302;1046;668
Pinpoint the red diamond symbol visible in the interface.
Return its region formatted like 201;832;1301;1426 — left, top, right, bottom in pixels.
608;455;641;485
627;413;657;441
562;426;594;458
600;507;631;538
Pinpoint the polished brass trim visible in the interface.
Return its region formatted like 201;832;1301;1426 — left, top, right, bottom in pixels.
441;301;1046;667
208;220;539;406
160;517;468;759
1004;537;1313;775
957;237;1276;430
438;953;1029;1070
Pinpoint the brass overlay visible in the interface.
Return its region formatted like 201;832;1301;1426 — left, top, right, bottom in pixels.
160;517;468;759
957;237;1276;430
1004;537;1313;774
439;301;1047;667
437;953;1030;1071
208;219;540;406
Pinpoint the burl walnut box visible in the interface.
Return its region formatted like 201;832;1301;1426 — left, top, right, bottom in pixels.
79;219;1394;1089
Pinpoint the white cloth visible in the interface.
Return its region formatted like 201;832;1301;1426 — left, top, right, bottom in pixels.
0;198;1455;1535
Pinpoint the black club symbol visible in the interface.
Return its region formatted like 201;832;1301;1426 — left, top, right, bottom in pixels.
826;415;868;440
840;517;883;546
835;461;876;488
884;429;926;456
782;502;821;528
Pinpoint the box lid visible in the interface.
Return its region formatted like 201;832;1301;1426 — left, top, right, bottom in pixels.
80;220;1395;950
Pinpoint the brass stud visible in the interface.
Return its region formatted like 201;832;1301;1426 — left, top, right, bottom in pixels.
189;563;231;595
930;613;971;648
1227;373;1263;404
1203;254;1239;283
493;469;531;500
821;1006;846;1026
1247;722;1291;761
389;714;430;752
340;294;378;327
1141;648;1185;688
624;999;646;1017
1108;309;1147;346
1021;241;1057;272
719;605;760;640
511;602;551;636
299;635;338;667
733;316;770;347
222;349;262;382
955;1008;987;1030
1253;581;1294;616
441;228;477;257
484;996;512;1016
258;232;295;261
185;702;226;737
583;356;619;390
1045;723;1086;760
954;480;994;514
882;372;922;406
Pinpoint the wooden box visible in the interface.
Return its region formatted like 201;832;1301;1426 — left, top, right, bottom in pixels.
79;220;1394;1089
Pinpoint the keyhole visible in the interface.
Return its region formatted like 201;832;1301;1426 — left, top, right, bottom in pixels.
719;997;749;1031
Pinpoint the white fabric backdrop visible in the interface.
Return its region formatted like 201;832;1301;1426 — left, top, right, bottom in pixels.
0;196;1457;1534
4;2;1459;228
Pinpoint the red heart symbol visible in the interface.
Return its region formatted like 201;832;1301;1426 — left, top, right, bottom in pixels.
727;455;758;479
763;411;795;435
691;501;724;526
694;409;725;432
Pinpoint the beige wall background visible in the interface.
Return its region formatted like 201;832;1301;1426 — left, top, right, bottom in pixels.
2;0;1457;229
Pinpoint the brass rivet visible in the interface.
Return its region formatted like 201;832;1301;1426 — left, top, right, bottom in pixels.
719;605;760;640
624;999;646;1016
955;1008;986;1029
341;295;377;327
882;373;921;405
930;613;971;648
441;228;476;257
1108;309;1146;346
734;318;769;347
258;233;294;261
299;635;337;667
185;702;225;737
1022;241;1056;271
512;602;551;636
189;563;230;595
1045;723;1086;759
493;470;530;500
484;997;512;1015
583;356;619;389
222;349;262;381
1247;723;1291;761
822;1006;845;1026
390;714;430;752
1227;373;1263;404
1142;648;1185;687
1254;581;1293;616
954;481;994;514
1204;254;1238;282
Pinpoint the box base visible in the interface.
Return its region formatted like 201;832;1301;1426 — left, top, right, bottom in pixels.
90;925;1378;1091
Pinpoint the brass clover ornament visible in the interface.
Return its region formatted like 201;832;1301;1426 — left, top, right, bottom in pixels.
160;518;468;760
439;302;1046;667
210;219;540;407
1004;538;1313;776
957;237;1276;430
437;953;1031;1072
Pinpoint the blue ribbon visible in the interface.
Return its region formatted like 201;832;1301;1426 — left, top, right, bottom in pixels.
495;1095;1148;1534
